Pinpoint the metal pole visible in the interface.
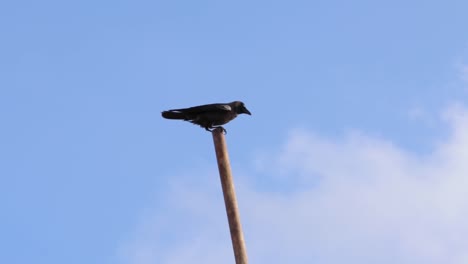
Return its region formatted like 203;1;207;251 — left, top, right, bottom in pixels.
212;128;249;264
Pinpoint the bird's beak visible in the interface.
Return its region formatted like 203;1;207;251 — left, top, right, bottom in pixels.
242;107;251;115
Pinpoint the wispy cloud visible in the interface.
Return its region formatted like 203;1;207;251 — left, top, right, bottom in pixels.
121;105;468;264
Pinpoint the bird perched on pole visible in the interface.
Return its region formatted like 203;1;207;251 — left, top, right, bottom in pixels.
161;101;251;133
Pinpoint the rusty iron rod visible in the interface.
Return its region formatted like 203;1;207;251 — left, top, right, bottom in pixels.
212;128;249;264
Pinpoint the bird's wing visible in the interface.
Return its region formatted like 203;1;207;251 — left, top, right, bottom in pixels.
169;103;231;113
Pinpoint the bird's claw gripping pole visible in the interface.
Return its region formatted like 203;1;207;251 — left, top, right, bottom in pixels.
212;127;248;264
206;126;227;134
218;126;227;134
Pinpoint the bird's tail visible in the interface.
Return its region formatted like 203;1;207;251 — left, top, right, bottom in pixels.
161;110;186;120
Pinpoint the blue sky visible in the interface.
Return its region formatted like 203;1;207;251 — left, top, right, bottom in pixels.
2;1;468;263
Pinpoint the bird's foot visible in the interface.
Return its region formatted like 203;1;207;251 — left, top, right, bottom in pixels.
206;126;227;134
205;127;217;133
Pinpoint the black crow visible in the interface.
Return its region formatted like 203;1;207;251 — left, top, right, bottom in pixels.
162;101;251;133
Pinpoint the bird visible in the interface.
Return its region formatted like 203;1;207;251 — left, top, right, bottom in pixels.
161;101;251;133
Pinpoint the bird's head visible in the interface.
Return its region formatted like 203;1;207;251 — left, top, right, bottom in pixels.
232;101;251;115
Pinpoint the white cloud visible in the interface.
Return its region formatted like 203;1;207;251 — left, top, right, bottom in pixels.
120;105;468;264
